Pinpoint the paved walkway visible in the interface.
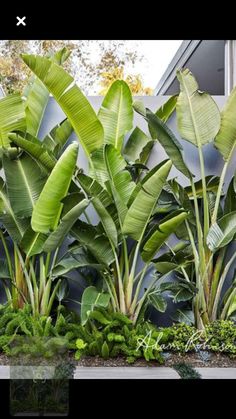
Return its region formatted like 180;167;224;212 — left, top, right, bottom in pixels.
1;366;236;379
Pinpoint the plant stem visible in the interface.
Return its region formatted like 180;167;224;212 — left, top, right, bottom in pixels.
113;249;126;313
129;264;149;315
212;161;228;223
221;287;236;320
126;242;140;310
15;246;35;314
198;146;209;241
208;247;226;316
211;251;236;320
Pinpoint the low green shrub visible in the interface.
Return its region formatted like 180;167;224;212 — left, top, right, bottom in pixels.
0;304;81;357
75;309;164;363
204;320;236;356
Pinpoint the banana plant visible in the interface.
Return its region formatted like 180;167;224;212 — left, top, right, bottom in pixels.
0;141;89;316
19;52;189;325
0;49;88;315
136;68;236;328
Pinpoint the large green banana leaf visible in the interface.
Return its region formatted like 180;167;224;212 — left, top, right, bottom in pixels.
23;77;49;137
3;154;46;218
23;48;71;137
43;119;73;152
176;69;220;146
155;95;178;122
9;132;56;171
81;286;110;325
0;178;29;243
43;199;89;252
214;87;236;161
123;127;154;164
141;210;188;262
20;227;47;257
77;173;112;208
144;108;191;179
91;196;118;248
22;54;104;159
0;94;26;147
71;220;115;266
104;144;135;224
206;211;236;252
98;80;133;151
52;255;102;278
31;142;78;233
122;160;172;241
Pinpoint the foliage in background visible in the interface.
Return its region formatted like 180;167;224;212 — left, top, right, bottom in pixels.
99;67;153;95
0;40;152;96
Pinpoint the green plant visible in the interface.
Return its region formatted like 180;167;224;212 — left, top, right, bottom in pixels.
173;362;201;379
12;52;187;325
0;49;91;316
204;320;236;356
74;309;164;363
135;69;236;328
158;323;201;352
0;303;81;357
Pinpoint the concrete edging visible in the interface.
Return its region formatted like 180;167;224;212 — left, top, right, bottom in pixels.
1;366;236;379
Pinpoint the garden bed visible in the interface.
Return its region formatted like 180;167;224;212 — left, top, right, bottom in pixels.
1;352;236;368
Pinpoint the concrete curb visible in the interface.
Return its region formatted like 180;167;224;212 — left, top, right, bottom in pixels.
1;366;236;379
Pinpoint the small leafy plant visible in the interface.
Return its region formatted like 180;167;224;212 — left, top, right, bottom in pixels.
74;309;164;363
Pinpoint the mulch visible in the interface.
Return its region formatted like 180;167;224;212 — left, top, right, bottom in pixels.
1;351;236;368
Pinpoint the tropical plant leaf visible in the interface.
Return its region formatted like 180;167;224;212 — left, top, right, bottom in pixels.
91;197;118;248
0;93;26;147
176;68;220;146
104;144;135;224
52;253;102;278
3;154;46;218
98;80;133;151
122;160;172;241
23;77;49;137
141;210;188;262
71;220;115;266
81;286;110;325
77;173;112;208
0;258;11;278
43;119;73;153
214;86;236;161
206;211;236;252
225;178;236;214
171;309;194;325
23;48;71;137
155;95;178;122
22;54;104;159
185;176;220;198
161;279;197;303
31;142;78;233
145;109;191;179
20;226;47;257
0;178;29;243
43;199;89;252
123;127;154;164
148;293;167;313
9;132;56;171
